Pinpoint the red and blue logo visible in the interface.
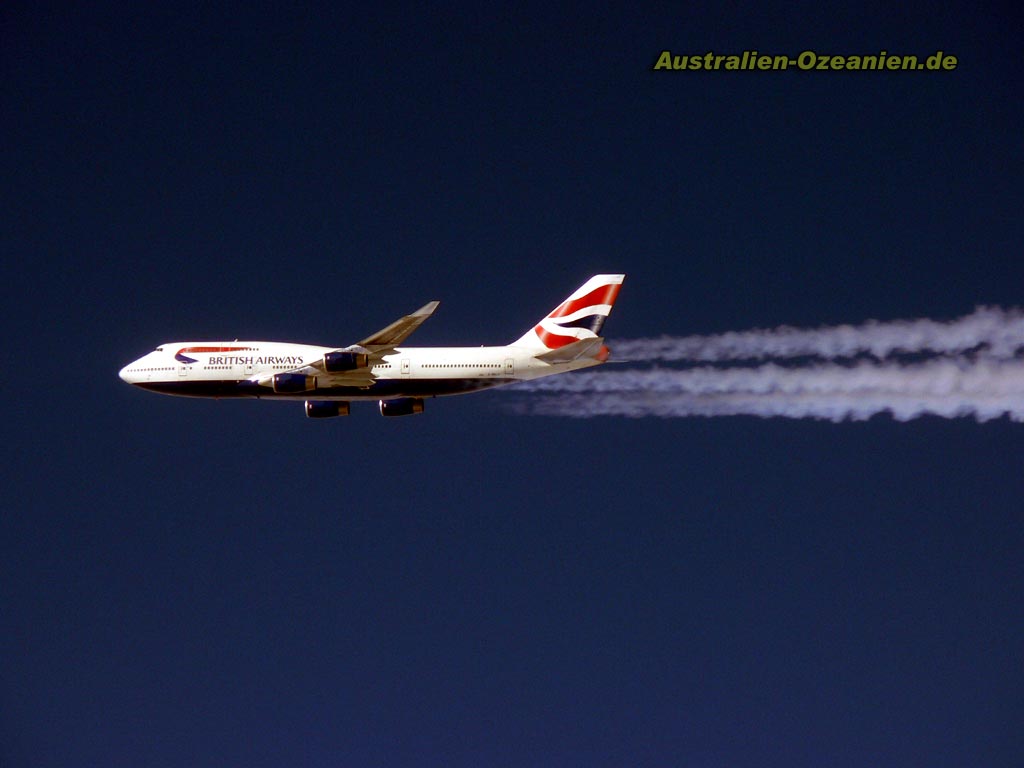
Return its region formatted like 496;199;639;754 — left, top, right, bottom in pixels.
174;346;253;364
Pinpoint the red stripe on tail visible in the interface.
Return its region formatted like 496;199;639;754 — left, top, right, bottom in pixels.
549;283;622;319
534;325;581;349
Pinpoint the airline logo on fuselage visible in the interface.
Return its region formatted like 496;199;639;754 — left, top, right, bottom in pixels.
207;355;305;365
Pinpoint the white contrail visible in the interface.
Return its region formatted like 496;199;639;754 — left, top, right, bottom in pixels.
508;308;1024;421
511;359;1024;422
613;307;1024;362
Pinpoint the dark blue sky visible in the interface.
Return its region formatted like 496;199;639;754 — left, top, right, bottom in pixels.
3;4;1022;766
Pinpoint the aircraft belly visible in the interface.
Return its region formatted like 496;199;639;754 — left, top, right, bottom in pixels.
134;377;516;399
298;377;515;399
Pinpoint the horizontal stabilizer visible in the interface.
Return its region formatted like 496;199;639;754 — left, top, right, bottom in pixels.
534;337;605;363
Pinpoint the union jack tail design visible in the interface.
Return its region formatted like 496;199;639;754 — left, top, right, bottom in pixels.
512;274;625;351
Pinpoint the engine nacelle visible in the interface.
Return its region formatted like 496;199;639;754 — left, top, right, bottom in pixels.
305;400;350;418
272;373;317;393
379;397;425;417
324;351;369;372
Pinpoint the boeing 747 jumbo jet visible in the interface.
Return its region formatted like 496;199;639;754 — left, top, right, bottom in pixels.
119;274;625;417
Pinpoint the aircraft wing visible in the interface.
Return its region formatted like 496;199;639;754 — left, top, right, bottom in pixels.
357;301;440;351
268;301;440;389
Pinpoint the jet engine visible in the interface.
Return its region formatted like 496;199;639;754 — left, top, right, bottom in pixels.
272;373;317;393
378;397;425;416
324;351;369;372
305;401;351;418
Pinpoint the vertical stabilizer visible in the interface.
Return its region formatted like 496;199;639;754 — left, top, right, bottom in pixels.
512;274;625;351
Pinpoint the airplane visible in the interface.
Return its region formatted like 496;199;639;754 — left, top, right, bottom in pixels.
118;274;625;417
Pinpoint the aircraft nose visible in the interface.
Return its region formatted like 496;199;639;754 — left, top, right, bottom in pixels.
119;364;132;383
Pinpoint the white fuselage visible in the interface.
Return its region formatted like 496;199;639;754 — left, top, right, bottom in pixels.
118;342;601;401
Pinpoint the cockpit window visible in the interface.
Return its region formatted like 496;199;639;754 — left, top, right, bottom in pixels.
155;346;164;352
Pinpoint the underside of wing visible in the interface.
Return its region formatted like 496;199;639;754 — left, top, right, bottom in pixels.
258;360;378;390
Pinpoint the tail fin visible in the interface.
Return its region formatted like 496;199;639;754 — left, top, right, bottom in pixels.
512;274;625;351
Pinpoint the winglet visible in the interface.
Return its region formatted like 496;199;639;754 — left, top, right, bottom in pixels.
358;301;440;348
